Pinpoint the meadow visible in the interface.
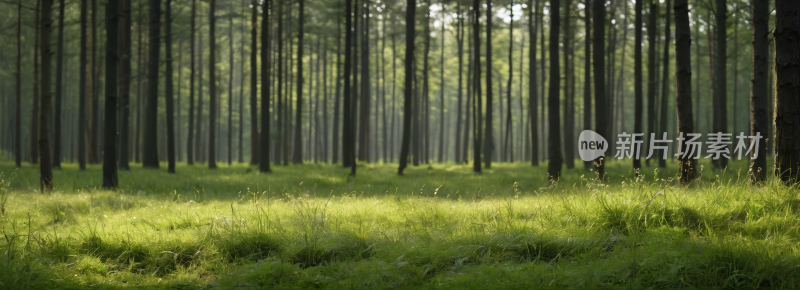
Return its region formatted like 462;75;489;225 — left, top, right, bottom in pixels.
1;158;799;289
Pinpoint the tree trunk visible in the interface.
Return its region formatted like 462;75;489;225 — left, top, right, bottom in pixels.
711;0;728;169
398;0;415;175
773;0;800;184
333;17;341;163
208;0;218;168
260;0;272;172
53;0;65;169
547;0;562;180
658;0;670;168
582;0;590;170
472;0;482;173
39;0;53;192
119;0;132;170
292;0;304;164
102;0;120;187
632;0;643;171
358;0;371;162
15;0;22;168
455;4;464;163
228;5;235;165
593;0;607;179
143;0;161;168
504;3;514;164
674;0;695;184
32;0;40;164
439;4;446;163
165;0;176;173
484;1;493;169
90;0;100;165
381;13;387;163
646;0;656;167
563;0;574;169
343;0;356;175
391;17;397;162
749;0;769;182
187;0;196;165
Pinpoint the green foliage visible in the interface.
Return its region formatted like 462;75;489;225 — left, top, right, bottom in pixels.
0;160;798;289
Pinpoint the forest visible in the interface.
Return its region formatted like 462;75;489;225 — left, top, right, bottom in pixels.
0;0;799;288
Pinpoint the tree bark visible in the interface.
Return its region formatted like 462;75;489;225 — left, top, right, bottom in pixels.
398;0;415;175
32;0;40;165
187;0;196;165
749;0;769;182
674;0;695;184
658;0;671;168
712;0;728;169
260;0;272;172
773;0;800;184
344;0;356;174
119;0;132;170
439;4;446;163
563;0;574;169
358;0;371;162
292;0;305;164
53;0;65;169
504;3;514;164
208;0;218;168
547;0;562;180
582;0;590;170
632;0;642;171
472;0;482;173
165;0;176;173
228;3;235;165
593;0;607;179
15;0;22;168
39;0;53;192
143;0;161;168
102;0;120;187
333;17;341;163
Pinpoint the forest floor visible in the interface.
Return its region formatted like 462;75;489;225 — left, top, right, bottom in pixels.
0;158;799;289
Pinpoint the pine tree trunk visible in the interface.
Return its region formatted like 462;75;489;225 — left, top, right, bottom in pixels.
15;0;22;168
632;0;643;171
358;0;371;162
32;0;40;165
563;0;574;169
484;1;493;169
39;0;53;192
646;0;656;167
228;5;235;165
102;0;120;187
454;4;464;163
208;0;218;168
773;0;800;184
472;0;482;173
658;0;671;168
381;14;387;163
547;0;562;180
119;0;132;170
398;0;415;175
582;0;590;170
292;0;304;164
439;5;446;163
674;0;695;184
53;0;65;169
186;0;196;165
143;0;161;168
749;0;769;182
333;17;341;164
260;0;272;172
165;0;176;173
90;0;100;165
712;0;729;169
593;0;607;179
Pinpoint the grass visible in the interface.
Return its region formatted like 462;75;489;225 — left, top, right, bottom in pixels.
1;158;799;289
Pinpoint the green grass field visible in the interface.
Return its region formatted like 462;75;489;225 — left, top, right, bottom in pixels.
1;158;799;289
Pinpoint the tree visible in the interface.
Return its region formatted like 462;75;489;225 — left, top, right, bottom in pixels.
633;0;643;172
119;0;132;170
293;0;305;164
398;0;415;175
658;0;671;168
455;3;464;163
333;16;341;163
484;1;493;169
359;0;372;162
563;0;574;169
529;0;539;167
188;0;197;165
504;2;514;163
646;0;656;167
472;0;482;173
39;0;53;192
343;0;356;175
439;4;446;163
773;0;800;184
15;0;21;168
592;0;607;179
53;0;65;169
547;0;562;180
712;0;728;169
143;0;161;168
32;0;40;165
749;0;769;182
102;0;120;187
581;0;590;170
165;0;176;173
260;0;272;172
674;0;695;184
228;1;235;165
209;0;218;169
250;0;259;165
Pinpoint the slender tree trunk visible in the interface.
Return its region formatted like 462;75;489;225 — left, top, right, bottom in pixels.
711;0;728;169
228;4;235;165
90;0;101;165
774;0;800;184
119;0;132;170
593;0;607;179
646;0;656;167
749;0;769;182
529;0;540;167
343;0;355;173
632;0;643;171
455;4;464;163
238;0;245;163
484;1;493;169
398;0;415;175
165;0;176;173
472;0;482;173
323;37;330;162
391;17;397;162
381;13;387;163
197;25;205;163
582;0;590;170
504;3;514;164
208;0;218;168
547;0;562;180
102;0;120;187
358;0;371;162
439;5;446;163
32;0;40;164
53;0;65;169
658;0;670;168
187;0;196;165
39;0;53;192
15;0;22;168
143;0;161;168
333;17;341;163
563;0;575;169
260;0;272;172
292;0;304;164
674;0;695;184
